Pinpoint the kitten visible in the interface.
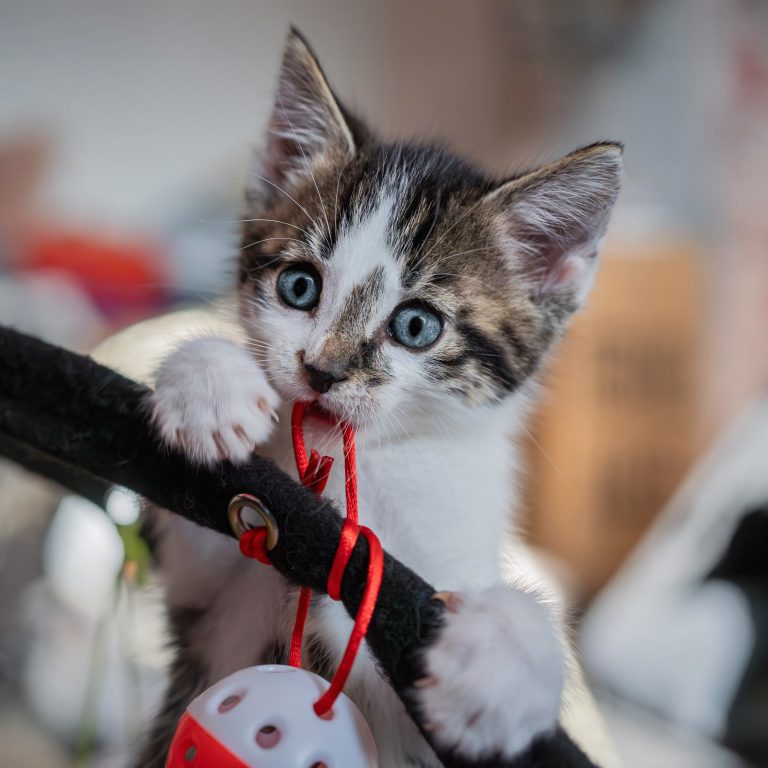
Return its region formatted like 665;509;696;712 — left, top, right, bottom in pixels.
141;28;622;768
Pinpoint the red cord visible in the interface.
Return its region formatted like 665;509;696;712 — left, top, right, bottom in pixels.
313;525;383;715
239;528;271;564
239;400;383;716
289;587;312;669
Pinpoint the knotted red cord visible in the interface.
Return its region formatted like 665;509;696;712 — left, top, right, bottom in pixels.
238;400;384;716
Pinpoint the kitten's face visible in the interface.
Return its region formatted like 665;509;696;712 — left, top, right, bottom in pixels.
238;31;622;435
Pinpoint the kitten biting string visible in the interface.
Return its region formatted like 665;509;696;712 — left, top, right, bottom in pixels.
141;27;622;768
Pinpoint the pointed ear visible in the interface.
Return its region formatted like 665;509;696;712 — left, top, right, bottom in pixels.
251;28;356;198
485;142;623;308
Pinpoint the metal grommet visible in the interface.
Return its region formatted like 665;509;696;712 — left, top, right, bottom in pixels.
228;493;279;550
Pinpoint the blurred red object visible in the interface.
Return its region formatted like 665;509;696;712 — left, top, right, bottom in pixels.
16;231;169;321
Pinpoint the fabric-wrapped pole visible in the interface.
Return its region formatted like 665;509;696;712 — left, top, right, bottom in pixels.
0;325;598;768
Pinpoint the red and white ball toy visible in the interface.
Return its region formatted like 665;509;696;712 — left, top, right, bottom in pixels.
167;665;378;768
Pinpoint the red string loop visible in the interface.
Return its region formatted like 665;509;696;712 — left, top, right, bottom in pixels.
238;400;383;716
314;526;383;715
238;528;271;564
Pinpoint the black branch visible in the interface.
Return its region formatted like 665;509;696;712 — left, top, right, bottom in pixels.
0;325;598;768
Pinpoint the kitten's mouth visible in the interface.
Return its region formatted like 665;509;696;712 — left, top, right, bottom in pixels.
303;398;334;419
280;367;367;426
307;392;347;422
305;388;367;429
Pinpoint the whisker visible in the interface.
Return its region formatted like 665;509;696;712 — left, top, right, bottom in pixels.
523;425;569;485
239;236;303;252
410;198;484;273
333;161;349;231
250;173;318;226
440;246;498;262
201;218;312;238
277;93;332;241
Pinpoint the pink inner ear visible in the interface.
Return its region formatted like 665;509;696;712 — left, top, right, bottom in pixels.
538;249;596;302
545;254;583;292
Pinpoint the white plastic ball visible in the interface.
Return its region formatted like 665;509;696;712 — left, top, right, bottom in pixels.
174;664;378;767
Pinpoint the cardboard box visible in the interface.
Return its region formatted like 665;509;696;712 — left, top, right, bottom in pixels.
524;240;703;598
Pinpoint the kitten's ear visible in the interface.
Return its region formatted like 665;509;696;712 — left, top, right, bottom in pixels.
486;142;622;308
252;28;356;197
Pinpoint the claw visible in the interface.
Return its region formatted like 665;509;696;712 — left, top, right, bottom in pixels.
233;424;250;446
257;396;279;424
433;591;463;613
212;429;227;461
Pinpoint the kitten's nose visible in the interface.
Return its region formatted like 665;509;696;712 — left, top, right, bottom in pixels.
304;362;347;394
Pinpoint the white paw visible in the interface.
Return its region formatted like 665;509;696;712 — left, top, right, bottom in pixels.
417;586;564;760
149;336;280;465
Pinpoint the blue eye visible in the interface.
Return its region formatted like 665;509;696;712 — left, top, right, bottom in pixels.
277;265;321;310
389;304;442;349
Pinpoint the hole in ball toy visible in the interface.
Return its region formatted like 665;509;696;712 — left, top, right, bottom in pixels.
184;744;197;761
256;725;281;749
218;693;243;713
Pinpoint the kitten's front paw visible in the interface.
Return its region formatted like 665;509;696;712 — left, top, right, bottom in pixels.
417;586;564;760
149;337;280;465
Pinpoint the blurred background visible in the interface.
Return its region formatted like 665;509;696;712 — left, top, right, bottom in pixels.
1;1;767;766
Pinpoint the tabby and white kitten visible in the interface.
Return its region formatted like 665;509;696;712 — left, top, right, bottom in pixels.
142;29;621;768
